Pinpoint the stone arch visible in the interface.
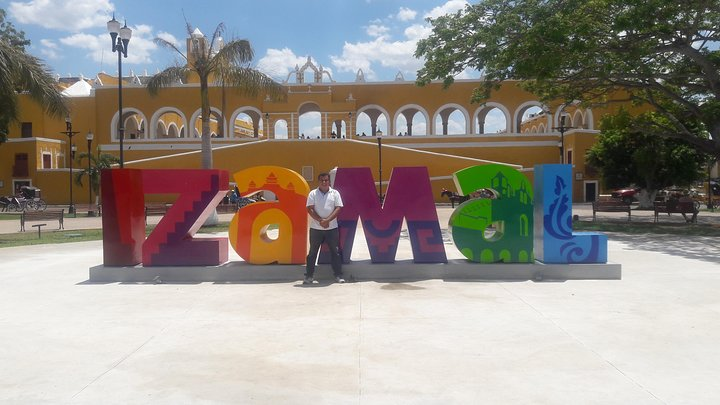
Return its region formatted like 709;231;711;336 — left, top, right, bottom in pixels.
125;116;142;139
150;107;188;139
274;119;289;139
572;110;584;128
553;106;573;128
432;103;470;135
297;102;322;139
156;120;167;138
190;107;226;138
513;101;550;134
538;122;546;133
473;102;511;134
582;108;594;130
167;122;179;138
357;104;391;136
110;107;148;141
394;104;430;136
229;106;263;138
298;101;320;116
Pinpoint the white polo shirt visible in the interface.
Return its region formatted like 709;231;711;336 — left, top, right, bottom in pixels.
306;187;344;230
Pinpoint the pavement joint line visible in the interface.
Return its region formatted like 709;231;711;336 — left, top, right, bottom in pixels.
502;283;663;401
71;334;157;400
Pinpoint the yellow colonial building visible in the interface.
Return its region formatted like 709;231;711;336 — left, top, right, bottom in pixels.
0;34;631;207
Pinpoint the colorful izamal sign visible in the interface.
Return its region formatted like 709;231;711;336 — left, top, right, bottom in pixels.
100;164;607;267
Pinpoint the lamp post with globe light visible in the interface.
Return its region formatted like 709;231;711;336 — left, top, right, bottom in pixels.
61;116;79;216
552;115;575;164
107;14;132;168
86;131;95;216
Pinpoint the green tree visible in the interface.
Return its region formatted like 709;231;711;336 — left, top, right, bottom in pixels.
415;0;720;158
0;9;29;50
147;22;285;168
74;152;120;205
587;109;708;207
0;9;67;144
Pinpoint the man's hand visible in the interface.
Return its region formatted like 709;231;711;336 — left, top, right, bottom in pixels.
319;218;330;228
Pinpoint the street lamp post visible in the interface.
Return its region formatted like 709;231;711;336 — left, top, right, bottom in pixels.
377;137;383;202
61;116;79;216
86;131;95;217
348;112;353;138
265;112;270;138
552;115;575;164
107;14;132;168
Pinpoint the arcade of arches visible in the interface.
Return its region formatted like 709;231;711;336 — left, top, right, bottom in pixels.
3;57;633;204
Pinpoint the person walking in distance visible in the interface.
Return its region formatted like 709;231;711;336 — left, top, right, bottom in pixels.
305;172;345;284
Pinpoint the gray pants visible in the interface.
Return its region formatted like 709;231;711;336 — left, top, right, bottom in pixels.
306;228;342;277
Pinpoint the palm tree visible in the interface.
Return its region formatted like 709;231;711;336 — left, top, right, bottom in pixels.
147;22;285;168
0;39;67;143
74;152;120;206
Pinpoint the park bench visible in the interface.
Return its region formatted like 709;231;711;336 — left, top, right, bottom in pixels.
592;200;631;221
653;199;699;223
145;203;170;224
73;203;101;216
20;209;64;232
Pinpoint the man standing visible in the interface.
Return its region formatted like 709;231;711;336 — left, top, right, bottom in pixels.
305;172;344;284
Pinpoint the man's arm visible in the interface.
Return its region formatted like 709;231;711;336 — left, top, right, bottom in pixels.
308;205;342;229
307;205;323;223
323;206;342;224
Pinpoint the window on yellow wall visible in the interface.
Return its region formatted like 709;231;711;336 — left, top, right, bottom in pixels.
21;122;32;138
42;153;51;169
302;166;314;181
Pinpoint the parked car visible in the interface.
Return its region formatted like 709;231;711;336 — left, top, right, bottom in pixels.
610;187;639;204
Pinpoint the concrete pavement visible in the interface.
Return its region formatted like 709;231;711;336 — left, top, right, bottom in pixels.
2;203;719;234
1;205;720;403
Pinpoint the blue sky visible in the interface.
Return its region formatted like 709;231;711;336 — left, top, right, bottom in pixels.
1;0;474;83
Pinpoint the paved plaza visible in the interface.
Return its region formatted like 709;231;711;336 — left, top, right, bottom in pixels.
1;205;719;403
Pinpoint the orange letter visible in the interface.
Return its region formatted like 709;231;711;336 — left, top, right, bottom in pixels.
229;166;310;264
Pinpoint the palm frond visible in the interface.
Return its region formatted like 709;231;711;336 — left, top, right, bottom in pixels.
208;23;226;53
154;37;187;62
0;40;67;120
222;67;286;100
210;39;254;72
147;66;189;95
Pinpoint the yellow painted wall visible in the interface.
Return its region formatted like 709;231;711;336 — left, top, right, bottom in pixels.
2;74;642;205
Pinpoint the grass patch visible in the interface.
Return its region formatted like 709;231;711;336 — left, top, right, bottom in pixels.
0;228;104;247
0;213;21;221
573;220;720;236
0;222;235;248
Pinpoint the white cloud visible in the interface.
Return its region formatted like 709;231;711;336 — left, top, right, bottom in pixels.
397;7;417;22
366;24;389;38
9;0;114;32
453;68;479;80
403;24;432;41
330;28;428;81
59;24;157;69
424;0;468;20
156;32;180;48
256;49;334;83
40;38;58;49
38;39;59;59
329;3;475;82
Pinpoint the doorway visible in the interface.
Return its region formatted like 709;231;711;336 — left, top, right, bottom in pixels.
584;181;598;202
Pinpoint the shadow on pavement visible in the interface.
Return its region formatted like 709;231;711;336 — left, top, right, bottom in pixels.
607;232;720;264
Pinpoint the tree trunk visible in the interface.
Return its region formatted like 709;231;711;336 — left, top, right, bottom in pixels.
200;77;213;169
636;189;657;209
199;75;219;225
